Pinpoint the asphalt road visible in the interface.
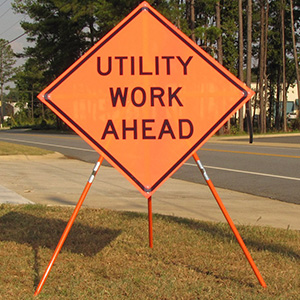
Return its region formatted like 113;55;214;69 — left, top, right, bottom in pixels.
0;129;299;204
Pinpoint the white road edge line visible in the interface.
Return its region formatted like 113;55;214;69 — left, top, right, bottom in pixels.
184;162;300;181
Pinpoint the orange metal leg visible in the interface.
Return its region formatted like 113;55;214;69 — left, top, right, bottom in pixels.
148;196;153;248
34;156;104;296
193;153;266;288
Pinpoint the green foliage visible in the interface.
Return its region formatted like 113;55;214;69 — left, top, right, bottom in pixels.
0;39;16;123
0;39;16;87
9;0;300;133
195;26;222;44
220;0;239;76
288;117;300;131
194;0;220;42
229;124;242;135
10;111;33;128
10;56;57;128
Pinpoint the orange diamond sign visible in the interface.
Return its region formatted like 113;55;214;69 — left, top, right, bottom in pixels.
38;1;254;198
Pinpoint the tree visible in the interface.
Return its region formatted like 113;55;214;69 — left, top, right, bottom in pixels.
12;0;173;86
267;0;284;130
58;0;115;47
258;0;268;133
12;0;90;83
216;1;223;65
188;0;196;42
12;0;299;132
0;39;16;126
193;0;221;54
12;57;49;125
221;0;239;131
281;0;287;131
221;0;239;76
260;0;298;132
290;0;300;102
216;0;226;134
246;0;253;141
238;0;244;132
11;0;175;127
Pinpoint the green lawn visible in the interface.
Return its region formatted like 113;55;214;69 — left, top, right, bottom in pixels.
0;204;299;300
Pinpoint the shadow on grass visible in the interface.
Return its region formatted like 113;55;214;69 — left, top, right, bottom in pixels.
120;211;260;287
157;214;300;261
120;211;299;261
0;211;122;289
0;211;121;256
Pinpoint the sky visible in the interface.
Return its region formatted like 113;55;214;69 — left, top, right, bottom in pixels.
0;0;29;66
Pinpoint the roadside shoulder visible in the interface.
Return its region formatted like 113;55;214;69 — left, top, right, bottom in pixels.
0;152;66;161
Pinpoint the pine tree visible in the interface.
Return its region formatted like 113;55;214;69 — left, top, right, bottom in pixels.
0;39;16;126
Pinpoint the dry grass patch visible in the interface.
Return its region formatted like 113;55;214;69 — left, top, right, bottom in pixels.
0;204;299;300
0;141;53;156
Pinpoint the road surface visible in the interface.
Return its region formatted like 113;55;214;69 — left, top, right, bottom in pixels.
0;129;299;204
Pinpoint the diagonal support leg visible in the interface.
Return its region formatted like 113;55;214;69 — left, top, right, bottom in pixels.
193;153;266;288
34;156;104;296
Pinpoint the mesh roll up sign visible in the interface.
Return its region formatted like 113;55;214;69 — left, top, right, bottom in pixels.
38;1;254;198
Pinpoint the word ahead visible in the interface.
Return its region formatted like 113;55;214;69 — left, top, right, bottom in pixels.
101;119;193;140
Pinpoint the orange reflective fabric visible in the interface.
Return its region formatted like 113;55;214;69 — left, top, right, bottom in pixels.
37;1;254;198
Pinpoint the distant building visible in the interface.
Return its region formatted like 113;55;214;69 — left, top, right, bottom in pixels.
239;82;300;118
0;101;21;120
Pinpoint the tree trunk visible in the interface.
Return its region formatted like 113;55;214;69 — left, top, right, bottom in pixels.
253;77;259;129
290;0;300;102
275;73;281;130
187;0;196;43
281;0;287;132
246;0;253;142
259;0;266;133
216;1;225;134
191;0;195;42
175;0;181;29
263;1;269;130
258;0;269;134
238;0;244;132
216;1;223;65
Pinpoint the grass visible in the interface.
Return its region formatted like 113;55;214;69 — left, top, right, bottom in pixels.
0;141;53;156
0;204;299;300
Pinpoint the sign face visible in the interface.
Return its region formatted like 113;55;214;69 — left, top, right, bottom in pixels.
38;1;254;198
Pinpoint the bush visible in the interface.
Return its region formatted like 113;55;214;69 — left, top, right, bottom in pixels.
32;119;56;130
289;118;300;131
10;111;33;128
